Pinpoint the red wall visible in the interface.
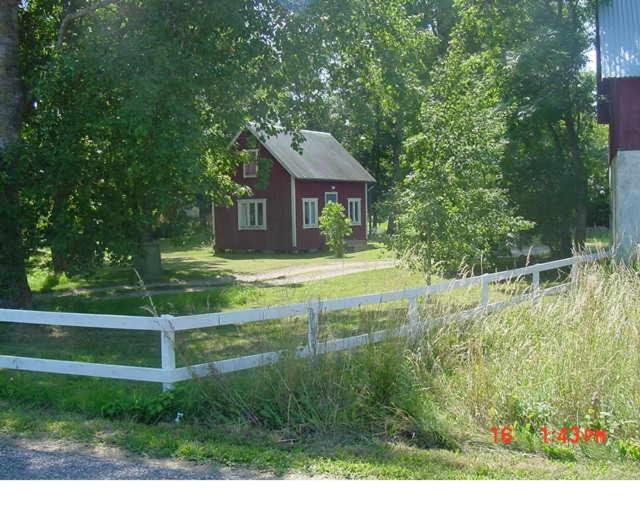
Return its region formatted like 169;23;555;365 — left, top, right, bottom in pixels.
606;78;640;160
214;132;293;252
215;131;369;252
295;180;367;251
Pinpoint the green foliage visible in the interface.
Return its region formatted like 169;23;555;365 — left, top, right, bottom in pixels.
507;397;554;432
616;440;640;462
425;261;640;449
391;52;531;276
17;0;312;274
9;262;640;474
256;158;273;190
101;390;181;425
289;0;445;225
187;341;457;449
319;202;352;258
454;0;604;253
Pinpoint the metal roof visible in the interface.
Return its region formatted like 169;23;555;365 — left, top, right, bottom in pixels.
245;125;375;183
598;0;640;78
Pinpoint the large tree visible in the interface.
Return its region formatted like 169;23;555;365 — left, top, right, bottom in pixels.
0;0;318;306
286;0;448;229
391;51;531;278
0;0;31;308
20;0;306;279
454;0;602;254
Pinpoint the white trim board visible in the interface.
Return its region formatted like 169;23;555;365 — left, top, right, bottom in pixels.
290;175;297;248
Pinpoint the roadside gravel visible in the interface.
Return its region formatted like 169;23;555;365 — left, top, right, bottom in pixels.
0;436;282;480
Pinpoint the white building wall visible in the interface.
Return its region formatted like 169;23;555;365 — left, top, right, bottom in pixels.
611;150;640;259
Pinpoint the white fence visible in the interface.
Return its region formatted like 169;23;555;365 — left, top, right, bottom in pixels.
0;252;611;391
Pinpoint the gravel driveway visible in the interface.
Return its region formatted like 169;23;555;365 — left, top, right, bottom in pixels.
0;436;278;480
34;260;396;300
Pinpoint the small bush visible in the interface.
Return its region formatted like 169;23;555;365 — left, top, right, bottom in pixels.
319;202;352;258
101;390;181;424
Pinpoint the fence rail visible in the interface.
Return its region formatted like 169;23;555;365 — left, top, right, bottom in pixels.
0;251;611;391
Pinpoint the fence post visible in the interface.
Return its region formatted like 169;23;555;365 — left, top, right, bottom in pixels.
160;314;176;392
480;275;490;308
307;301;320;357
532;270;540;292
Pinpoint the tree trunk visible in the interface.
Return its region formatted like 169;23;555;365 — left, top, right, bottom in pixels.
51;246;69;274
0;1;32;308
386;213;396;236
558;224;573;258
133;240;163;282
564;114;588;251
50;189;71;273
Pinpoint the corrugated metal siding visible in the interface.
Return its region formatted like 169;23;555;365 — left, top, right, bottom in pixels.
599;0;640;78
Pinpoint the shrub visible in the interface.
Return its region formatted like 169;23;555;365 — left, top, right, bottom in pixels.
101;390;181;424
319;202;352;258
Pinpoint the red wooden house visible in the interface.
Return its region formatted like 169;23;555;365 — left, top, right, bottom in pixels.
213;125;375;252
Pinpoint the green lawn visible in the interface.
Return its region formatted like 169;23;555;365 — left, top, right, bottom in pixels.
2;266;534;369
27;226;610;295
33;265;423;315
27;238;392;294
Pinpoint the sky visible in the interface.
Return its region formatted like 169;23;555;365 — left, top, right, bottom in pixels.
586;47;597;72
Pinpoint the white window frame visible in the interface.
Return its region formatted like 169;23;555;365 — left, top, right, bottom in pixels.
302;198;319;229
348;198;362;226
237;198;267;231
324;192;338;205
242;149;259;178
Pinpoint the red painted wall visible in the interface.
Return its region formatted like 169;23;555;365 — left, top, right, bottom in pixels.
605;78;640;160
215;130;369;252
295;180;367;251
214;132;293;252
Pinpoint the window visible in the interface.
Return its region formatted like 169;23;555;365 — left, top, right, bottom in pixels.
303;198;319;229
242;149;259;178
324;192;338;204
238;199;266;230
348;198;361;226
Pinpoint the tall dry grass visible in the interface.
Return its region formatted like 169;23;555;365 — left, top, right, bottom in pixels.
102;260;640;452
426;260;640;441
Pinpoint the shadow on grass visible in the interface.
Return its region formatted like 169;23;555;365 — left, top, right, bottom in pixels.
28;240;388;294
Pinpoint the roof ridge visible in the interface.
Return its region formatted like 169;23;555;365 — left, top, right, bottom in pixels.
299;129;331;135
